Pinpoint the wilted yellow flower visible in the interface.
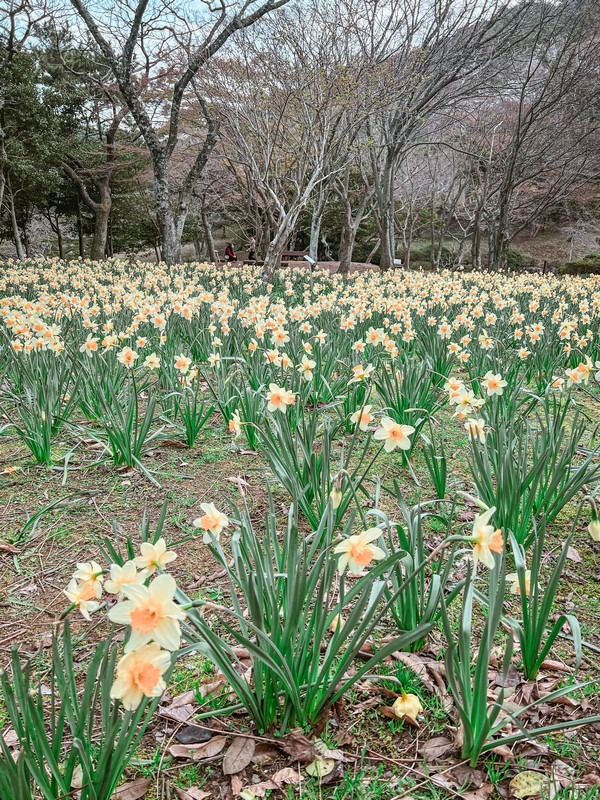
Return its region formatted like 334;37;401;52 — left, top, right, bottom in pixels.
392;691;423;722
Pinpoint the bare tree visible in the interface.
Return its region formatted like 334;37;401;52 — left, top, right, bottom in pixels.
352;0;530;269
66;0;289;263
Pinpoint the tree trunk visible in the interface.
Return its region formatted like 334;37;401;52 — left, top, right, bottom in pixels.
201;205;218;263
7;181;25;259
0;131;6;213
376;157;396;271
338;215;363;275
55;213;64;259
161;211;181;264
337;219;353;275
309;207;322;261
471;211;482;270
366;238;380;264
107;213;114;256
262;233;289;280
153;163;181;264
91;197;110;260
76;204;85;258
193;232;203;258
309;185;326;260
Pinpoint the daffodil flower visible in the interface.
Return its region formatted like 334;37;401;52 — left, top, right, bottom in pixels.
110;642;171;710
108;573;186;652
134;538;177;574
334;528;386;574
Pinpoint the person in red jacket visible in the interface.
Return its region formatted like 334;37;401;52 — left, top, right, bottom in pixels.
224;242;237;262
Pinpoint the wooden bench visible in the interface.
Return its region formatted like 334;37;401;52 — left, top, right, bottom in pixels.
282;250;309;260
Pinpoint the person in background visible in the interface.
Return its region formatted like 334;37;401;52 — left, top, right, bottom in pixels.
224;242;237;262
247;236;257;263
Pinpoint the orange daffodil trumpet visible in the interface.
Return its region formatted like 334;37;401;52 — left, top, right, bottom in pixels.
64;578;102;620
482;371;507;396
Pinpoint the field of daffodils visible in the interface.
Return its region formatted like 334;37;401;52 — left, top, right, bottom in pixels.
0;258;598;800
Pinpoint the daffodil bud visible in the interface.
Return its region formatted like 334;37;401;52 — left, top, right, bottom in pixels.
330;488;342;509
329;614;344;632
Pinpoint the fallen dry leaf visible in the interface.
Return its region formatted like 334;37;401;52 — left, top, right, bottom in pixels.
169;690;197;709
392;651;437;693
231;774;243;796
540;660;572;673
566;546;582;563
495;665;521;688
199;675;227;698
222;736;256;775
461;783;495;800
509;770;547;798
281;729;318;762
159;703;195;723
420;736;454;761
169;735;228;761
173;787;211;800
238;767;300;798
272;768;301;784
305;757;335;778
250;743;280;765
490;744;513;759
112;778;151;799
313;739;347;762
0;541;19;554
1;729;18;748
